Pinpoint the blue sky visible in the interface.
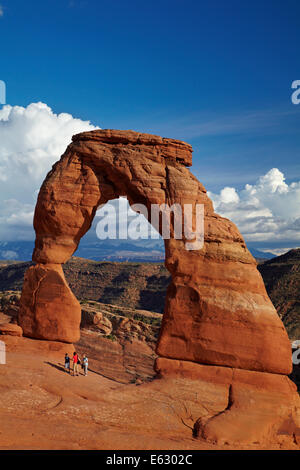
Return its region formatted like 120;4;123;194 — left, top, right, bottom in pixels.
1;0;300;186
0;0;299;255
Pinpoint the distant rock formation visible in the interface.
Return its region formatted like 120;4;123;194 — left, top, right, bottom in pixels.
17;129;299;444
258;249;300;340
0;259;170;313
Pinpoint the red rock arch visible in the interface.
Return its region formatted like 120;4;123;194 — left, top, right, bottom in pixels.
19;130;291;377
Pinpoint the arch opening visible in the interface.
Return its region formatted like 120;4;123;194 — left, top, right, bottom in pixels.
70;196;169;315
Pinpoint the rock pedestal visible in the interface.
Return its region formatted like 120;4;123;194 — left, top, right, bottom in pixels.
19;264;81;343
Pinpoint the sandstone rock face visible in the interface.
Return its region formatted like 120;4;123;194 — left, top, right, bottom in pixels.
111;316;151;342
93;312;113;334
81;310;113;336
0;322;23;337
17;129;299;443
0;292;21;320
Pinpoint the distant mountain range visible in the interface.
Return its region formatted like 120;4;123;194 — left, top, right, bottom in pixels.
0;240;274;263
248;248;274;261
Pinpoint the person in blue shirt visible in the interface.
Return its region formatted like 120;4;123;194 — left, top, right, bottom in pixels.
64;353;70;374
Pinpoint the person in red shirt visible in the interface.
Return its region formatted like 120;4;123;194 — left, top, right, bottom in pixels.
72;352;80;376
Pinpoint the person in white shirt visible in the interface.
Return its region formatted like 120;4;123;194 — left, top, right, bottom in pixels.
83;355;88;376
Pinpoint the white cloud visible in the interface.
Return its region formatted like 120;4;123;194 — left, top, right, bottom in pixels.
259;247;297;256
0;102;97;183
208;168;300;244
0;250;18;260
0;5;3;17
0;102;98;240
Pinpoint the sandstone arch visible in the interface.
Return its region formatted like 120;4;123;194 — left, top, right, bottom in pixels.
18;130;299;444
19;129;291;372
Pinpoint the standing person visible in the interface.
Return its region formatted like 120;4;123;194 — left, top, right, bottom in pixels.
72;351;79;376
64;353;70;374
83;355;88;376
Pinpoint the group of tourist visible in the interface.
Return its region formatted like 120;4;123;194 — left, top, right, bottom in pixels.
64;352;88;376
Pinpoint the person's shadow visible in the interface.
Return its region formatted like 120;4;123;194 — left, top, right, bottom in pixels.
45;361;68;373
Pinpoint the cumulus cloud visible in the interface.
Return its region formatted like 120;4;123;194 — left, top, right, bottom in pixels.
0;250;18;260
208;168;300;245
0;102;97;183
0;199;35;240
0;102;98;240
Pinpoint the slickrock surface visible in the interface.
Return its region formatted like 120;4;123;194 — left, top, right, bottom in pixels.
156;358;300;445
0;335;299;450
